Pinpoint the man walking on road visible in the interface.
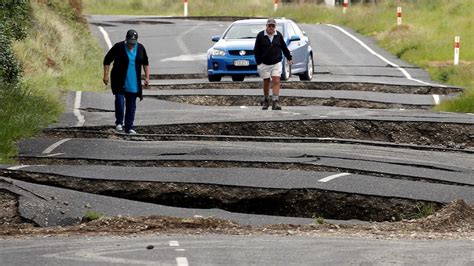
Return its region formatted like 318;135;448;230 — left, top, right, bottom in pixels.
103;29;150;134
254;18;293;110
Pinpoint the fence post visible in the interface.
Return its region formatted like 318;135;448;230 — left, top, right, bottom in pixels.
184;0;188;17
343;0;349;14
454;36;460;66
397;7;402;26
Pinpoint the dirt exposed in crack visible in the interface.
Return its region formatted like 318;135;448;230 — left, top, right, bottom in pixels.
149;73;206;80
3;170;442;222
147;81;462;95
0;190;24;225
138;120;473;149
43;120;474;150
150;95;432;109
1;195;472;240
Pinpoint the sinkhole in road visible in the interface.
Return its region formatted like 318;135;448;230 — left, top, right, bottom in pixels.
149;95;431;109
3;170;442;223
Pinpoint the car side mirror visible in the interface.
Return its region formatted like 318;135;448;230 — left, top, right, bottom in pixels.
211;36;220;42
289;35;300;42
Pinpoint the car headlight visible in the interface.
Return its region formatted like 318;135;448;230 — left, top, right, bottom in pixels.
212;49;225;56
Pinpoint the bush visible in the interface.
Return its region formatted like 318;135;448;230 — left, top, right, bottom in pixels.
0;24;21;85
0;1;30;41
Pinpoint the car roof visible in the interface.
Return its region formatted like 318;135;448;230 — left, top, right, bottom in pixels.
232;18;290;25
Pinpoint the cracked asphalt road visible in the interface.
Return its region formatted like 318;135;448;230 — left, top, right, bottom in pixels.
1;16;473;266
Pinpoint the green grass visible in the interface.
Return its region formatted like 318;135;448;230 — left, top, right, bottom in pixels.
0;1;105;163
0;84;62;162
82;0;273;16
314;216;325;225
83;0;474;113
83;0;180;16
82;210;104;222
13;1;104;93
401;203;437;220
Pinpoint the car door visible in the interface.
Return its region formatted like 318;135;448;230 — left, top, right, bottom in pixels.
287;21;309;73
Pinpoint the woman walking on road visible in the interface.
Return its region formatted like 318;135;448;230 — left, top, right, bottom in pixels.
103;29;150;134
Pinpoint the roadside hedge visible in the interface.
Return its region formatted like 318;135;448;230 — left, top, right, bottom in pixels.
0;1;30;85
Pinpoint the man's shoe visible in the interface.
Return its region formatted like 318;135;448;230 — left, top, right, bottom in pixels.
262;98;270;110
126;129;137;135
115;124;123;131
272;100;282;110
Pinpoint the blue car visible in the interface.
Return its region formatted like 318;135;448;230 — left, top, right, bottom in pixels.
207;18;314;82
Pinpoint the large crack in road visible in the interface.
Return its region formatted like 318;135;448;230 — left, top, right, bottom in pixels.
45;119;474;150
149;95;433;109
4;81;473;231
148;80;463;95
1;170;441;222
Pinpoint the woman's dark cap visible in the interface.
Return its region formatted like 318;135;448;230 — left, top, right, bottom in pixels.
126;29;138;44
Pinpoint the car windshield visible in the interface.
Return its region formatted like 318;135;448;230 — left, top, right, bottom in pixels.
223;23;283;39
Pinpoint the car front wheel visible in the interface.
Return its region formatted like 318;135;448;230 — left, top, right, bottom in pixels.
231;75;245;82
208;75;222;82
299;54;313;81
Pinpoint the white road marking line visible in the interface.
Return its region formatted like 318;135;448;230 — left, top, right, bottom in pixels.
281;111;301;116
326;24;446;88
98;26;112;50
169;241;179;247
74;91;85;127
318;173;351;182
177;24;202;54
44;249;158;265
240;106;248;109
433;94;441;105
42;139;71;154
7;165;31;170
44;153;65;157
176;249;186;252
161;53;207;62
176;257;189;266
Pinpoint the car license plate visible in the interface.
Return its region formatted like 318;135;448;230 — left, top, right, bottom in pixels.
234;60;249;66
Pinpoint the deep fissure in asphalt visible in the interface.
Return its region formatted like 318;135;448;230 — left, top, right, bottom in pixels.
45;120;473;149
2;170;442;222
148;95;432;109
147;81;462;95
8;80;470;227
